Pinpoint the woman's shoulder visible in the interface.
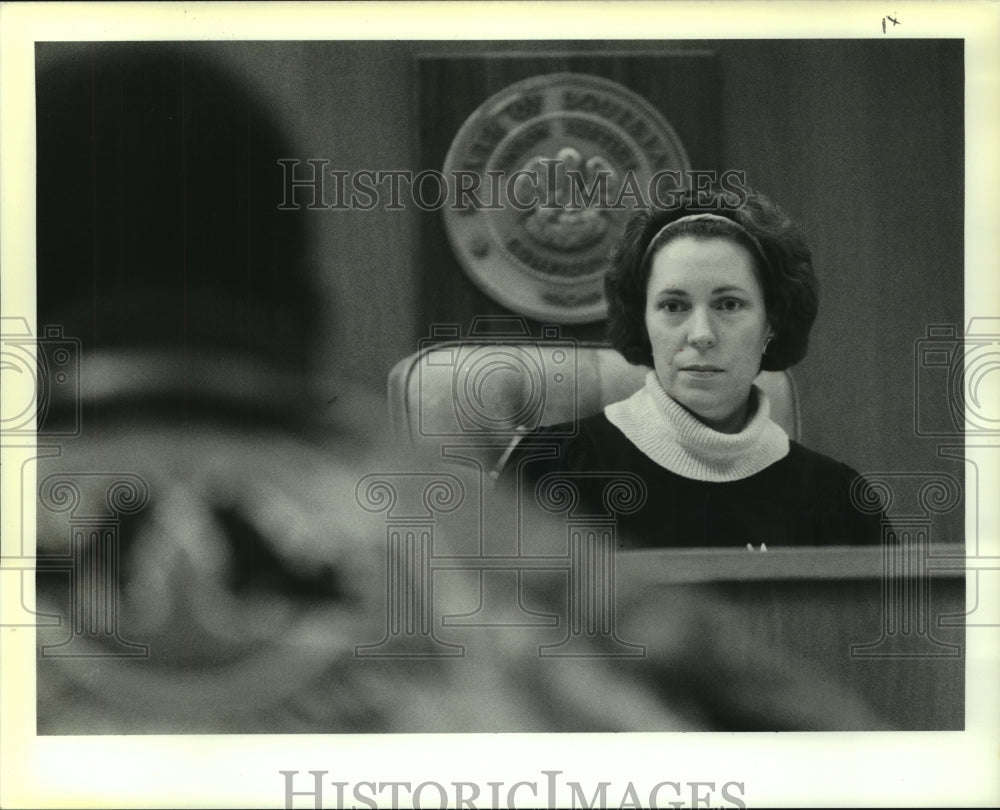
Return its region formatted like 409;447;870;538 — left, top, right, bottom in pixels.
773;441;879;517
505;411;636;475
520;410;626;449
782;440;867;484
778;440;885;544
532;410;620;450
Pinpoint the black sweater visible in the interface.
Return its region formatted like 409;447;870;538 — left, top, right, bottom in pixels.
508;412;885;549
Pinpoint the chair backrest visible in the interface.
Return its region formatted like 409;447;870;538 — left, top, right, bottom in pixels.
388;341;800;459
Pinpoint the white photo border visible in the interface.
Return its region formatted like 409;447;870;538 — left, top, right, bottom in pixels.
2;2;998;808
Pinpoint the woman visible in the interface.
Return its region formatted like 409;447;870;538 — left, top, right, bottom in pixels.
510;189;884;548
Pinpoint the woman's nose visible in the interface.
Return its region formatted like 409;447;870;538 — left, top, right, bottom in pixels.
687;307;716;348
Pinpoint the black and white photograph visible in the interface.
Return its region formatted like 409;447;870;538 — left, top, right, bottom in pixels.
1;2;998;808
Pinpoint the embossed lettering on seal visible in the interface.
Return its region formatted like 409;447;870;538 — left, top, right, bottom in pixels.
442;73;691;323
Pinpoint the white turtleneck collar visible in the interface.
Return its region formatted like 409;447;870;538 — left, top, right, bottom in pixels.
604;370;790;482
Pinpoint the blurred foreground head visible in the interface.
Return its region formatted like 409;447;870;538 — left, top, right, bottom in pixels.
36;42;319;427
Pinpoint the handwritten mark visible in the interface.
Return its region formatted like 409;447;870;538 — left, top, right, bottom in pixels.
882;13;901;34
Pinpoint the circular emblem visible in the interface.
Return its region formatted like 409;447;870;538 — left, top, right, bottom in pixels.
442;73;691;323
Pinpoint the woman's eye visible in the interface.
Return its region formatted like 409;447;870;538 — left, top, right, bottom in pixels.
717;298;745;312
659;300;687;313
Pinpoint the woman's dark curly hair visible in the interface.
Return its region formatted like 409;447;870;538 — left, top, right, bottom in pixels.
604;189;819;372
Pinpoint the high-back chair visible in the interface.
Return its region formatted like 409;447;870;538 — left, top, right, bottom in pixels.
388;327;799;468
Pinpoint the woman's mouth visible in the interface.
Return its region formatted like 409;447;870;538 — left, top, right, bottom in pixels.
681;364;724;375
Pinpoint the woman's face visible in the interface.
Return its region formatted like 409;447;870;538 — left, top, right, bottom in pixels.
644;235;771;433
